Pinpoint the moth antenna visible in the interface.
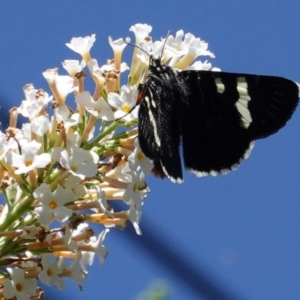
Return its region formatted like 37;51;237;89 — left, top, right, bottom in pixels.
160;31;171;59
124;37;150;58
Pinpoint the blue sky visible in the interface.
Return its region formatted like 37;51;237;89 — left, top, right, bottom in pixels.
1;1;300;299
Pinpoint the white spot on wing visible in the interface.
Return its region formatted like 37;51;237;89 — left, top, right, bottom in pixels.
160;161;183;184
294;81;300;97
144;96;161;147
190;170;208;177
215;78;225;94
190;169;220;177
235;77;252;128
243;141;255;159
148;90;156;108
189;141;255;177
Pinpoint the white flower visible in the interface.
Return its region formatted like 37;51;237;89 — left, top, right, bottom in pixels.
129;24;152;43
129;24;153;81
52;145;98;180
31;115;50;136
62;226;78;252
18;85;52;119
67;255;87;284
6;140;51;174
127;205;142;235
34;183;74;225
3;268;37;300
62;59;86;77
123;170;147;217
80;249;96;272
65;131;83;148
79;229;109;266
21;225;38;240
0;131;14;160
108;85;138;121
75;91;114;120
87;58;106;86
71;224;96;272
65;175;87;199
66;34;96;62
170;30;214;58
53;75;75;100
38;254;65;290
108;36;127;53
108;36;129;74
166;30;215;69
43;70;75;100
99;61;129;73
63;113;83;130
16;124;32;147
104;161;132;183
128;139;153;175
93;185;113;218
91;229;109;266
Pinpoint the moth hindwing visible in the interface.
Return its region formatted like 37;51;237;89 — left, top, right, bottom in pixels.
137;56;299;183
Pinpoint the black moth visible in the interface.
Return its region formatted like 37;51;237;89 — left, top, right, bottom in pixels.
137;56;299;183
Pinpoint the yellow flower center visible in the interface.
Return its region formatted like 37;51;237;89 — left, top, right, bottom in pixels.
49;200;57;209
82;52;91;63
16;282;23;292
47;268;53;276
137;151;144;160
71;164;78;172
122;105;131;113
25;159;33;167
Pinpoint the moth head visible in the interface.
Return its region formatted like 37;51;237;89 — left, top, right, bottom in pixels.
149;55;163;69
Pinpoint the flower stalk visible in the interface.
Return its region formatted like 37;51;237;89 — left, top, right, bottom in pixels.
0;23;214;298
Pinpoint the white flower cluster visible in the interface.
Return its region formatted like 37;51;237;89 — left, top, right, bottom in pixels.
0;24;214;299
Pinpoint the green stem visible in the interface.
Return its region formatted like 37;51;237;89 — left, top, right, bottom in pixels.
0;196;34;232
84;121;120;150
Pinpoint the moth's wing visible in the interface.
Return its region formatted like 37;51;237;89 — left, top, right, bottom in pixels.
243;75;299;139
179;71;299;176
138;99;160;158
138;84;183;182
